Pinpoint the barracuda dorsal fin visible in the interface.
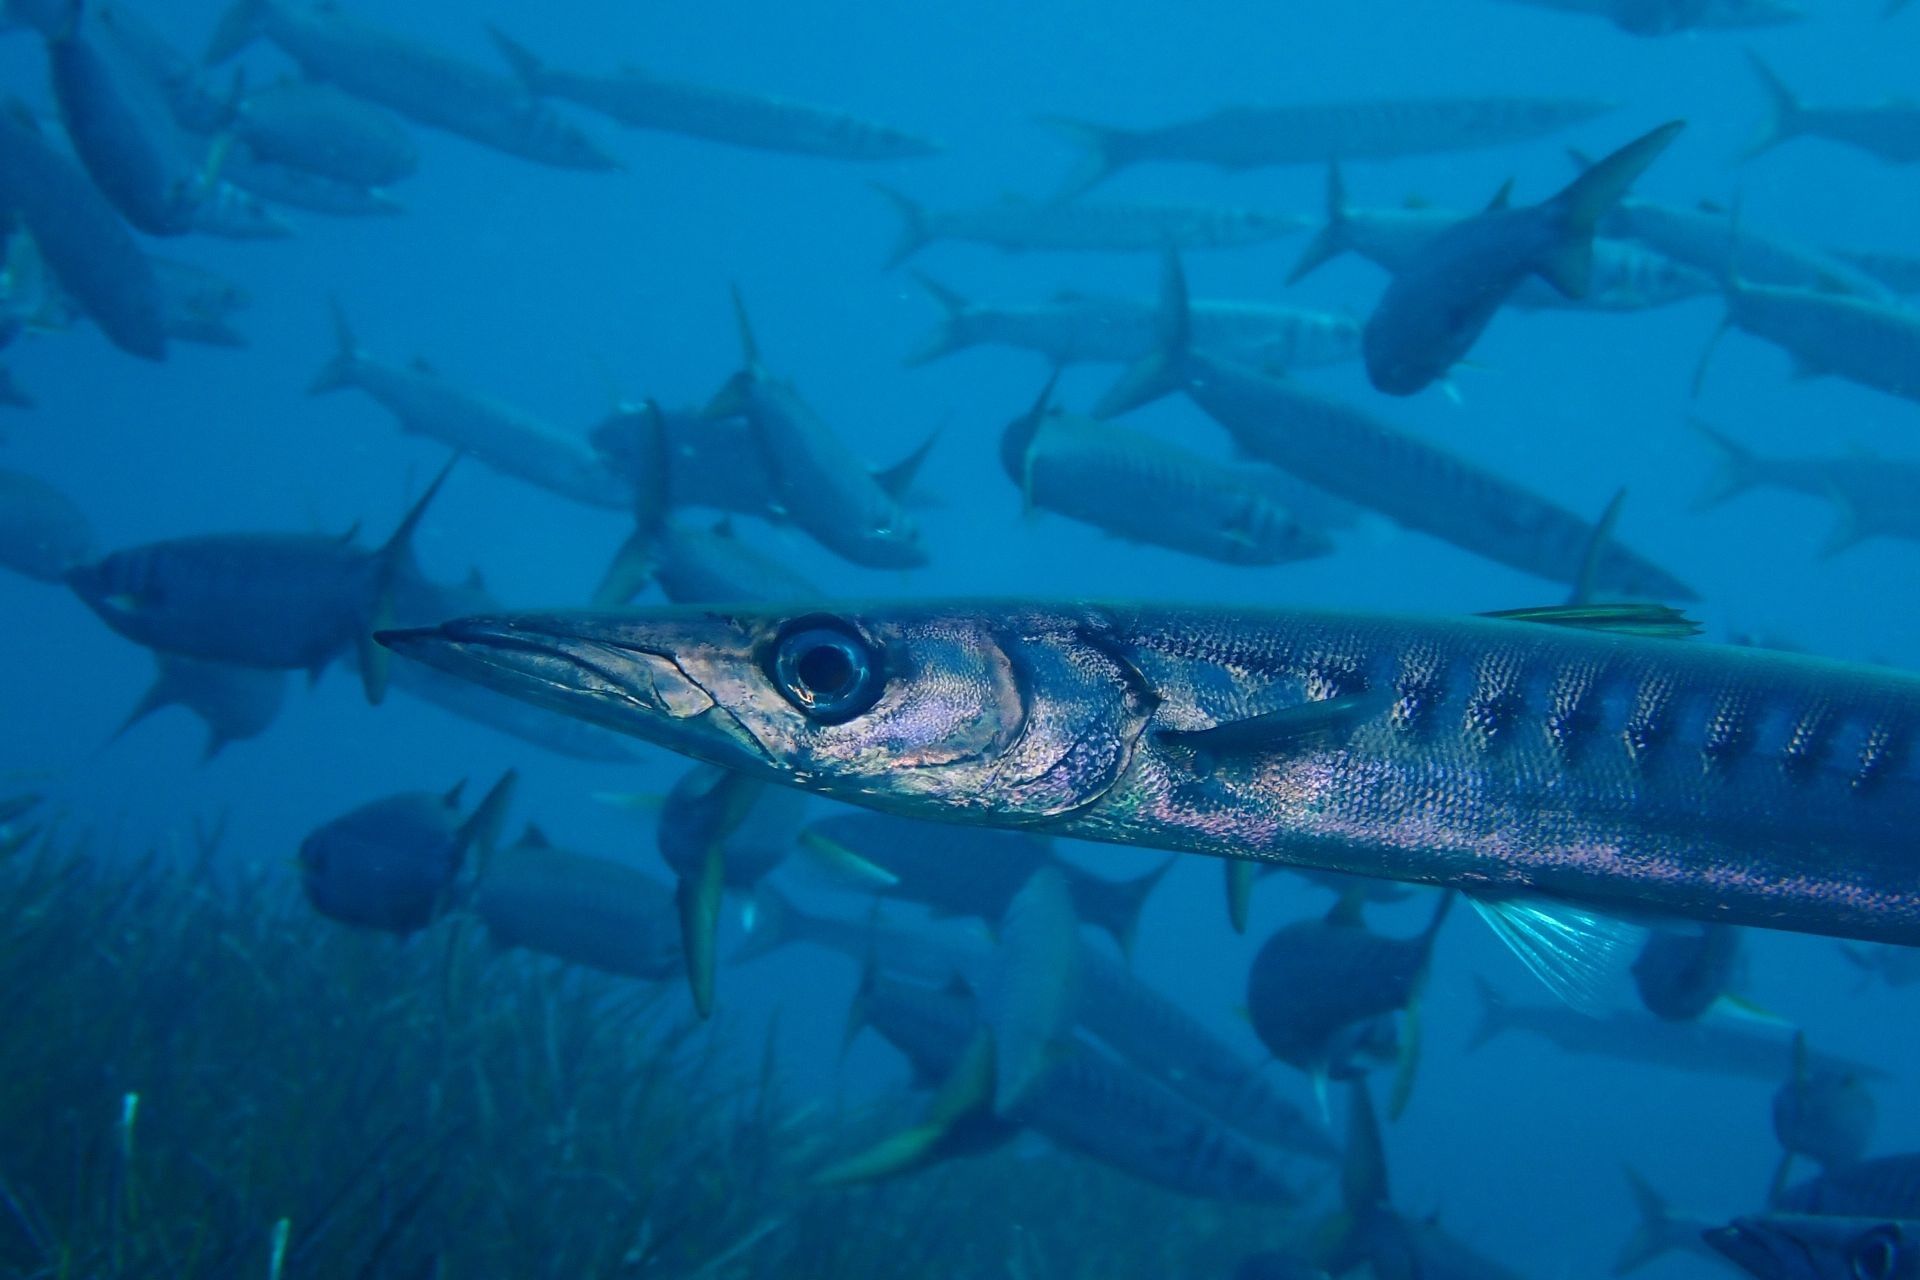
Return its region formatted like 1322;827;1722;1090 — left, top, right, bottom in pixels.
1466;894;1644;1015
1156;690;1392;757
797;829;901;888
1480;603;1701;639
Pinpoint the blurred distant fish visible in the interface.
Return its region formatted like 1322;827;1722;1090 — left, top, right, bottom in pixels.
591;402;780;520
999;378;1335;569
1743;53;1920;165
906;273;1361;372
0;104;167;359
1468;977;1885;1082
648;519;818;605
1834;247;1920;297
1097;250;1695;600
151;254;248;346
705;292;931;569
300;770;514;934
800;810;1167;957
473;825;683;979
1778;1156;1920;1219
218;151;402;217
982;866;1080;1114
310;305;630;510
1290;161;1716;312
1700;275;1920;409
1594;183;1884;298
1631;924;1743;1021
90;2;229;133
1361;120;1683;395
487;27;940;162
67;455;454;703
206;0;617;171
1690;421;1920;559
1839;942;1920;989
1486;0;1802;34
1772;1032;1876;1198
115;652;285;760
1044;95;1613;197
230;78;417;187
873;187;1302;266
1707;1215;1920;1280
0;466;94;582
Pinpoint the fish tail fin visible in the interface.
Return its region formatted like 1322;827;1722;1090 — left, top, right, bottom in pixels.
1076;856;1174;961
1687;418;1763;509
871;184;930;269
1818;485;1867;559
1093;244;1192;419
676;842;726;1020
1614;1167;1689;1275
485;25;544;91
203;0;264;63
1287;159;1352;285
1540;121;1686;298
1038;116;1134;199
306;298;361;396
872;428;939;502
454;768;517;866
903;271;969;365
590;526;656;607
1465;975;1509;1052
362;454;459;705
112;661;182;743
999;372;1058;496
1740;51;1804;161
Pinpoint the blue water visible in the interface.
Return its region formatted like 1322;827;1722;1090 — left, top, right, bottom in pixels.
2;2;1917;1276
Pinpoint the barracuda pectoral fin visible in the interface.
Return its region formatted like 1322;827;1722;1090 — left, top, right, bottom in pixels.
1224;859;1256;934
1466;894;1645;1015
676;842;727;1021
811;1028;1006;1188
1156;690;1393;759
1480;603;1701;639
797;830;901;889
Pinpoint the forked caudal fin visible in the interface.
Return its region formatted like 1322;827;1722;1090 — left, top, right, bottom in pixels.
872;185;931;270
306;299;363;397
1740;51;1805;162
1286;159;1354;286
1092;245;1193;420
1037;116;1137;200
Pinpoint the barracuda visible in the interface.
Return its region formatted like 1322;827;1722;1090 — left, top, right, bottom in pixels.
379;600;1920;952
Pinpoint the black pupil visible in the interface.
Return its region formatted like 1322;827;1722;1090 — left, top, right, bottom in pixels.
796;641;856;698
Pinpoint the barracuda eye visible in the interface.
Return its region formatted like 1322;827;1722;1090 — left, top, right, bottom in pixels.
769;618;884;723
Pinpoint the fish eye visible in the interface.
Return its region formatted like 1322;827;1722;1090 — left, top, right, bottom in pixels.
768;617;884;723
1851;1229;1900;1280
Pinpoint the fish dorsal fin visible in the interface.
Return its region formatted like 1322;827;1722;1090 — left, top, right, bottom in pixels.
442;779;468;808
1155;689;1391;758
1484;178;1515;212
872;429;939;501
1479;603;1701;639
519;822;552;849
1466;893;1644;1014
1568;488;1627;608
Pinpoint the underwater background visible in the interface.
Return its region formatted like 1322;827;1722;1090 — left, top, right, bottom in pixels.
1;1;1917;1276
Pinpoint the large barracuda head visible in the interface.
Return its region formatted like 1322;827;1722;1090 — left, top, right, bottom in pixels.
379;604;1155;821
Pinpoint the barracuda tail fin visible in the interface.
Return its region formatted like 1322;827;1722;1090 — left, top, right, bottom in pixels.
454;769;517;867
1039;116;1137;200
1093;245;1192;419
1740;51;1805;162
1614;1167;1701;1275
1539;121;1686;299
872;185;931;270
903;272;971;366
1067;857;1172;960
1288;159;1353;285
1689;418;1766;509
307;298;361;396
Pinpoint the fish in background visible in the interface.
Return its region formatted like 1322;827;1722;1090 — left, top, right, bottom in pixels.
739;885;1337;1161
226;78;418;189
871;187;1303;266
799;810;1168;958
1707;1215;1920;1280
1772;1032;1877;1200
299;770;515;935
1839;943;1920;989
906;273;1361;373
1616;1168;1723;1274
1689;421;1920;560
825;964;1306;1203
1833;246;1920;297
998;377;1335;569
591;401;782;521
1483;0;1803;34
1631;924;1745;1021
1742;53;1920;165
113;652;286;761
308;305;632;511
1469;977;1885;1083
205;0;618;171
486;27;941;162
0;104;167;359
643;519;819;606
68;455;454;704
1288;161;1717;313
1360;120;1684;396
217;151;403;217
88;1;230;133
654;761;805;1018
1096;249;1695;600
705;291;933;569
0;466;94;582
1777;1155;1920;1219
1043;94;1614;198
472;824;683;980
1698;268;1920;410
15;235;253;348
1245;891;1453;1113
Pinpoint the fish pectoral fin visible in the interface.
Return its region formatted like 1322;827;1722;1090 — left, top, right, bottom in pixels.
1466;893;1645;1015
813;1025;1003;1188
1705;992;1794;1029
675;844;728;1021
1224;859;1256;934
1479;603;1701;639
1155;690;1392;758
797;830;901;888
